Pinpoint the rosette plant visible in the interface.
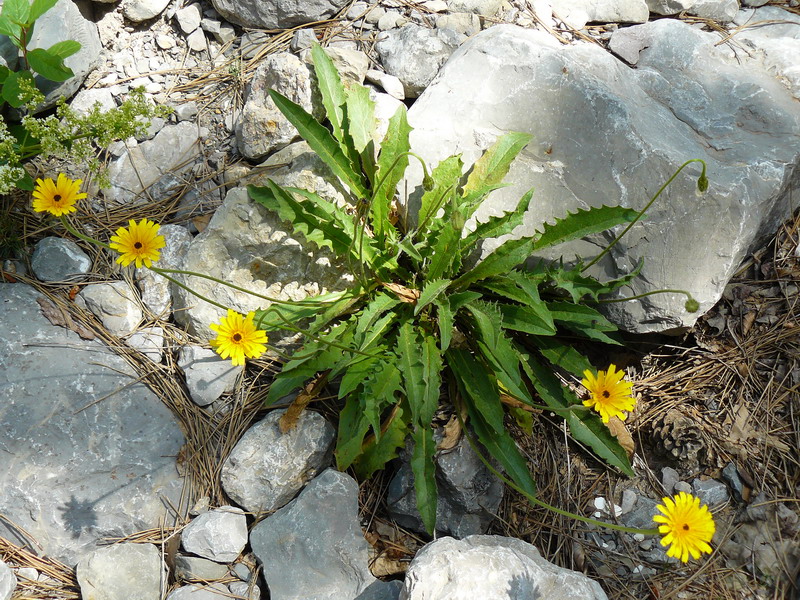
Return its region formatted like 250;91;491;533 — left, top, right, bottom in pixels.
247;46;704;534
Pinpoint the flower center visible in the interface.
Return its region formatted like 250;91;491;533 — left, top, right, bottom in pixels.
601;390;610;398
233;333;243;342
134;242;143;249
682;524;690;531
53;194;62;203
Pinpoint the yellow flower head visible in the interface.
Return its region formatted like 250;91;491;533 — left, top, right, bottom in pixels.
109;218;166;268
210;310;268;366
653;491;715;562
581;364;635;423
32;173;87;216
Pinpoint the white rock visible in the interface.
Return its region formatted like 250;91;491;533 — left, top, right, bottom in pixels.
76;543;165;600
447;0;503;16
126;327;164;363
31;237;92;283
319;47;370;86
187;29;208;52
0;560;15;600
422;0;449;11
228;581;261;600
77;281;143;336
366;69;405;100
370;89;405;143
551;0;648;23
176;3;202;33
123;0;171;22
155;33;175;49
688;0;739;22
70;88;116;117
181;506;248;563
645;0;696;15
178;345;240;406
166;583;230;600
135;224;193;317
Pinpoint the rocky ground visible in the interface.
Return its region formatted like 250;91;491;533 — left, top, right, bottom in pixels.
0;0;799;598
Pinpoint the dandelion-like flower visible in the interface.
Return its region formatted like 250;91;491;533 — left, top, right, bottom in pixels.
210;310;268;366
109;218;166;268
581;364;636;423
653;491;715;563
32;173;87;216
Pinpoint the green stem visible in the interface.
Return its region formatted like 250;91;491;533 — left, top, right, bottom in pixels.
454;403;659;536
58;216;111;250
582;159;707;272
598;289;694;304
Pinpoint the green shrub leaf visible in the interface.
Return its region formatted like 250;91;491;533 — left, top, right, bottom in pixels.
344;84;375;153
527;337;593;378
447;347;504;434
463;187;534;251
362;359;402;436
498;303;556;336
417;155;462;232
28;0;59;22
455;236;537;288
411;426;438;534
46;40;81;60
373;105;411;241
415;279;451;316
336;394;372;469
353;403;409;479
433;297;454;352
533;205;638;251
462;132;531;216
27;48;74;82
2;71;34;107
2;0;29;27
310;44;348;147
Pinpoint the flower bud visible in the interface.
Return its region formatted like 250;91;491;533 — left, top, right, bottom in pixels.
684;298;699;313
697;173;708;193
422;174;435;191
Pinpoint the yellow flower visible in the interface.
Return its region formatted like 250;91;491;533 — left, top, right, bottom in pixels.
653;491;715;562
210;310;268;366
32;173;87;216
109;218;166;268
581;364;635;423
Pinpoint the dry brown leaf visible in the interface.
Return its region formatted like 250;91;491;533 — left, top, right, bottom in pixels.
192;214;212;232
606;416;635;458
383;282;420;304
279;370;329;433
37;297;95;340
369;553;408;577
437;414;462;451
742;311;756;336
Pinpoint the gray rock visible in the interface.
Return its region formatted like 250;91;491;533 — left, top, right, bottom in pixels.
77;281;143;336
0;284;184;565
620;489;637;514
187;29;208;53
645;0;696;14
135;224;193;317
401;535;608;599
376;24;459;98
387;435;503;538
249;469;381;600
181;506;248;563
221;409;335;513
235;53;317;160
447;0;503;16
166;584;231;600
31;237;92;282
123;0;171;22
692;478;730;507
176;4;202;33
0;560;15;600
76;543;165;600
436;13;481;37
742;0;769;5
687;0;739;22
228;581;262;600
321;47;371;86
673;481;692;494
70;88;116;117
105;122;201;204
178;346;240;407
620;496;658;530
661;466;680;495
403;23;800;334
290;29;318;52
722;462;745;502
210;0;349;28
170;149;354;344
174;555;230;581
126;326;164;363
551;0;648;24
176;101;199;121
366;69;405;100
231;562;252;581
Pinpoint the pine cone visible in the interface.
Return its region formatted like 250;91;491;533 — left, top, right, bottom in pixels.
652;409;705;463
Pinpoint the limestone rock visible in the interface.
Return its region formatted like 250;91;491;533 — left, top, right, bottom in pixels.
221;409;335;513
171;145;354;344
0;284;184;565
126;326;164;363
366;69;405;100
551;0;648;24
403;23;800;333
178;346;240;407
174;555;230;581
31;237;92;282
70;88;116;117
135;224;193;317
401;535;608;599
176;4;202;33
166;584;231;600
76;543;164;600
645;0;696;15
687;0;739;22
228;581;262;600
123;0;171;22
235;53;317;160
387;435;503;538
105;122;201;204
77;281;143;336
447;0;503;16
0;560;15;600
376;24;459;98
181;506;248;563
249;469;393;600
210;0;349;29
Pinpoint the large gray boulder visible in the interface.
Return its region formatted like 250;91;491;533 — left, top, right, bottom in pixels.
0;284;185;565
403;22;800;333
171;143;354;344
400;535;607;599
210;0;349;29
76;543;165;600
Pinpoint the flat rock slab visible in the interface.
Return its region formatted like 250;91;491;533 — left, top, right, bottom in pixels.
404;22;800;333
0;284;185;566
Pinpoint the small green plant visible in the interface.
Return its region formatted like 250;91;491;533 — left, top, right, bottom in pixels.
0;0;171;192
241;45;706;534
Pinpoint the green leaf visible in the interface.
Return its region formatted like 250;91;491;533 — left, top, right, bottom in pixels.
253;290;354;331
499;303;556;336
394;235;424;265
372;105;410;242
353;402;409;479
338;355;380;398
2;71;33;108
448;290;482;312
419;334;443;426
27;48;74;82
28;0;59;22
411;426;438;534
517;348;633;476
344;84;375;153
461;132;531;216
433;297;454;352
455;236;537;289
354;292;400;341
0;15;22;41
527;337;592;378
0;65;10;85
362;360;402;436
45;40;81;60
336;394;372;470
310;44;348;147
533;205;638;251
446;347;504;434
545;259;643;302
417;155;463;232
14;169;33;191
415;279;451;316
546;301;622;345
397;322;441;429
425;223;461;281
462;395;537;498
463;187;534;251
2;0;29;27
268;89;368;197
